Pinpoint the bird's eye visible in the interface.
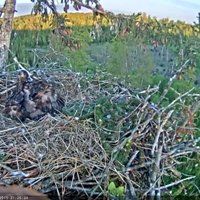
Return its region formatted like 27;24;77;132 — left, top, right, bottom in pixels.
12;106;17;111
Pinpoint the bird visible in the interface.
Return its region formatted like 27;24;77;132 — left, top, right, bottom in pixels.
17;69;32;85
22;83;37;113
4;69;65;121
3;104;26;121
0;185;49;200
5;70;31;106
33;84;64;114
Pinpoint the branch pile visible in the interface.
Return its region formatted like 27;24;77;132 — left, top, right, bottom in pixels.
0;66;200;199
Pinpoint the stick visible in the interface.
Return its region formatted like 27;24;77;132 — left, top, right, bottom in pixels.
154;176;196;191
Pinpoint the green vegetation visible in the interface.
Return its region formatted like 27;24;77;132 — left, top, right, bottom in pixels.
6;12;200;198
108;182;125;198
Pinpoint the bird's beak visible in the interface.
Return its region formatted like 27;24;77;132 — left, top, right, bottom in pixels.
27;76;33;82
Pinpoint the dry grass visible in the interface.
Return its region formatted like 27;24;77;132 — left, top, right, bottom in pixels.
0;113;108;195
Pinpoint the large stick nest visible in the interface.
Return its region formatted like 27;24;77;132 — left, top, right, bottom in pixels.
0;66;200;199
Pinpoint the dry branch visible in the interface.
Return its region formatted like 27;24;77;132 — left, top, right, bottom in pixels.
0;66;199;199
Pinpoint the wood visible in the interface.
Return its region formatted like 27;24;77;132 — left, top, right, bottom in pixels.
0;0;16;70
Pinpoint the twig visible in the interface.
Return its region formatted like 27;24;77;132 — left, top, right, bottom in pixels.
149;145;163;197
158;59;191;105
126;150;139;169
151;110;174;155
125;173;137;200
7;49;32;77
154;176;196;191
73;0;105;15
0;84;16;95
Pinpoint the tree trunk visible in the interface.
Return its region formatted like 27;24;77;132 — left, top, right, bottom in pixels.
0;0;16;71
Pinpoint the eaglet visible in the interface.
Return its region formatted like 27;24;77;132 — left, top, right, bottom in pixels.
4;70;65;121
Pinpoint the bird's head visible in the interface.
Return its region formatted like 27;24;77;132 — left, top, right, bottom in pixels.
17;70;32;84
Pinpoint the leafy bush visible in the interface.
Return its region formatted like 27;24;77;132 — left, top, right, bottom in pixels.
106;37;154;88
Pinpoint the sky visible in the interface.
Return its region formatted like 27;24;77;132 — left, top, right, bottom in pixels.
6;0;200;24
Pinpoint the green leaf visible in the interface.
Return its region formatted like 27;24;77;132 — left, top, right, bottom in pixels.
117;186;125;196
108;182;116;193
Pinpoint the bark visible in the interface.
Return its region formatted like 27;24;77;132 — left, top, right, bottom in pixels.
0;0;16;71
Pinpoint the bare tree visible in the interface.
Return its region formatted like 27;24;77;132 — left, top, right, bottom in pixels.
0;0;16;71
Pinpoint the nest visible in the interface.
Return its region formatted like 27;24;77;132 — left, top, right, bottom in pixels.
0;66;200;199
0;113;108;197
0;68;111;199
